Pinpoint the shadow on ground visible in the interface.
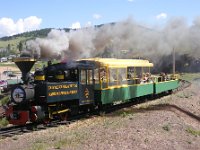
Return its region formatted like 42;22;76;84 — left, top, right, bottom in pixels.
110;104;200;122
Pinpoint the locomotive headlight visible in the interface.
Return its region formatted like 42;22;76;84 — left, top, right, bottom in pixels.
11;85;35;104
12;87;25;103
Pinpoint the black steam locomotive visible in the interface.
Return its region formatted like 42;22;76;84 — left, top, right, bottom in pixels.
6;57;96;125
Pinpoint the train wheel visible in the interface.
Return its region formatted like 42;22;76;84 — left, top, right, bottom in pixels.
59;112;68;121
43;117;51;126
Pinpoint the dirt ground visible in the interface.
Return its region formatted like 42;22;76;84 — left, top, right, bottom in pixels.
0;79;200;150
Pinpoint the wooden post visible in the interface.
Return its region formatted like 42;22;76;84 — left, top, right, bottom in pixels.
173;47;175;78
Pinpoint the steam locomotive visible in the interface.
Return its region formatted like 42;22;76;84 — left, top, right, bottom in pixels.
5;57;180;125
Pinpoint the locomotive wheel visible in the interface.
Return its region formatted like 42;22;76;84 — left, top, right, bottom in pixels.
43;118;51;125
59;112;68;121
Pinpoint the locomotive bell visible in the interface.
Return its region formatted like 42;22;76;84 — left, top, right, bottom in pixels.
13;57;36;84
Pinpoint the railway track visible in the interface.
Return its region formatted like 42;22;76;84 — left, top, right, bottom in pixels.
0;111;98;139
0;123;37;138
0;79;192;138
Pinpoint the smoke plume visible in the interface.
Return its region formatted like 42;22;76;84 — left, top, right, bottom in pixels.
25;17;200;72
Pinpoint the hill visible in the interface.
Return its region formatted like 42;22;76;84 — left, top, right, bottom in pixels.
0;22;145;57
0;23;107;58
0;28;53;55
0;28;73;56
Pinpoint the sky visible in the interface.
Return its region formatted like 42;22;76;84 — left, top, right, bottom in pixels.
0;0;199;37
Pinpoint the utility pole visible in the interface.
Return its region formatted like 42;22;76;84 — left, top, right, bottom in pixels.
173;47;175;77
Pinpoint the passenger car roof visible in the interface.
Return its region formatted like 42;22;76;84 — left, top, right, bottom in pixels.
78;58;154;68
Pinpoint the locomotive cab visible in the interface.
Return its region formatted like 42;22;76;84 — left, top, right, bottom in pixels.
44;62;95;106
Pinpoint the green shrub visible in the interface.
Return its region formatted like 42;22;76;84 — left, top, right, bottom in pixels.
0;117;9;127
162;124;170;131
0;96;9;106
186;127;200;137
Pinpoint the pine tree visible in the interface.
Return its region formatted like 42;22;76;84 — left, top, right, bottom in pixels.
18;41;23;53
7;44;11;56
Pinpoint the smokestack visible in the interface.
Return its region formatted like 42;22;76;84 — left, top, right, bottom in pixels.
13;57;36;83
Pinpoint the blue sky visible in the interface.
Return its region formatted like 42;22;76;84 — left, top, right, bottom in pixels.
0;0;199;37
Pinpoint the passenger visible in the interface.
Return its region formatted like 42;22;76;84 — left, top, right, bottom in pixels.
146;72;153;83
160;72;167;81
100;69;106;81
149;73;153;83
140;73;147;84
127;73;132;79
165;73;170;81
166;74;171;80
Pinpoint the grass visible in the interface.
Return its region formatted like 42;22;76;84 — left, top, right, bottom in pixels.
0;62;16;67
30;143;47;150
180;73;200;81
111;107;136;118
0;117;9;127
162;124;170;131
0;37;31;50
0;96;9;127
0;95;9;106
186;127;200;137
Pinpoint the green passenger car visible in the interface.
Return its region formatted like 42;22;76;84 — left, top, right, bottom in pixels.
79;58;180;106
154;79;180;94
95;83;154;105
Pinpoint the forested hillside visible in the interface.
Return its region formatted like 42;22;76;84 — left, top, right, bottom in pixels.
0;28;71;57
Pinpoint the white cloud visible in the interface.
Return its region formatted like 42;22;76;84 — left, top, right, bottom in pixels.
23;16;42;31
156;13;168;20
128;0;134;2
0;16;42;37
71;22;81;29
93;14;102;20
85;21;92;27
